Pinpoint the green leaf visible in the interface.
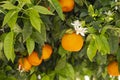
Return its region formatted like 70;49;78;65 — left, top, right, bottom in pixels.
59;75;67;80
42;75;50;80
55;56;66;71
2;10;18;30
26;37;35;55
19;0;31;4
32;6;54;15
28;9;41;32
48;0;65;20
75;0;84;6
0;72;6;80
58;45;71;57
87;39;97;61
88;5;95;17
22;20;32;42
30;74;37;80
117;47;120;71
93;34;102;52
108;33;119;53
8;12;18;30
100;35;110;55
31;24;46;45
48;72;55;80
6;76;16;80
1;1;17;10
57;63;74;80
4;31;15;62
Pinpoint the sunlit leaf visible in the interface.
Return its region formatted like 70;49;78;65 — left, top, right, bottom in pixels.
31;23;46;45
1;1;17;10
30;74;37;80
57;63;74;80
19;0;31;4
33;6;54;15
93;34;102;52
22;20;32;42
58;45;70;57
100;35;110;55
108;33;119;53
48;0;65;20
8;12;18;30
2;10;18;30
26;37;35;55
42;75;50;80
59;75;67;80
28;9;41;32
87;39;97;61
55;56;66;71
88;5;95;17
4;31;15;62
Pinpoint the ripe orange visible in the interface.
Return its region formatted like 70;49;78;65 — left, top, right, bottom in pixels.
59;0;75;12
107;61;120;76
27;51;42;66
41;44;53;60
61;33;84;52
18;57;32;71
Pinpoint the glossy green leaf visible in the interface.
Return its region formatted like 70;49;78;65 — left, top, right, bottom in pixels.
117;47;120;71
42;75;50;80
58;45;71;57
48;0;65;20
57;63;74;80
100;35;110;55
1;1;17;10
4;31;15;62
8;12;18;30
93;34;102;52
26;37;35;55
31;24;46;45
30;74;37;80
87;39;97;61
108;33;119;53
19;0;31;4
33;6;54;15
59;75;67;80
28;9;41;32
2;10;18;29
22;20;32;42
55;56;66;71
75;0;83;6
88;5;95;17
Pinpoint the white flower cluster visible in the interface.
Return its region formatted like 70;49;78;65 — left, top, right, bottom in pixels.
115;0;119;10
71;20;87;36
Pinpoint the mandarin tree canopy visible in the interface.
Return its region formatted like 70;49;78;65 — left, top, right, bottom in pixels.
0;0;120;80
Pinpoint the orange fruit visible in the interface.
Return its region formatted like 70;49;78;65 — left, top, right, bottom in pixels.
18;57;32;71
28;51;42;66
107;61;120;76
61;33;84;52
59;0;75;12
41;44;53;60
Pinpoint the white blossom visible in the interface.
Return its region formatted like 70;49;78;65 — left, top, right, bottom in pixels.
115;0;118;10
71;20;87;36
17;65;24;72
38;74;41;80
105;10;113;16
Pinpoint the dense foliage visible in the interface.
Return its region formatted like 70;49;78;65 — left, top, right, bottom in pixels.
0;0;120;80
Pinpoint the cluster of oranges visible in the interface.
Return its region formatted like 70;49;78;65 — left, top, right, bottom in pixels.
18;44;52;72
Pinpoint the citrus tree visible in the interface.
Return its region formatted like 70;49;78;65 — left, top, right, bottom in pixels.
0;0;120;80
